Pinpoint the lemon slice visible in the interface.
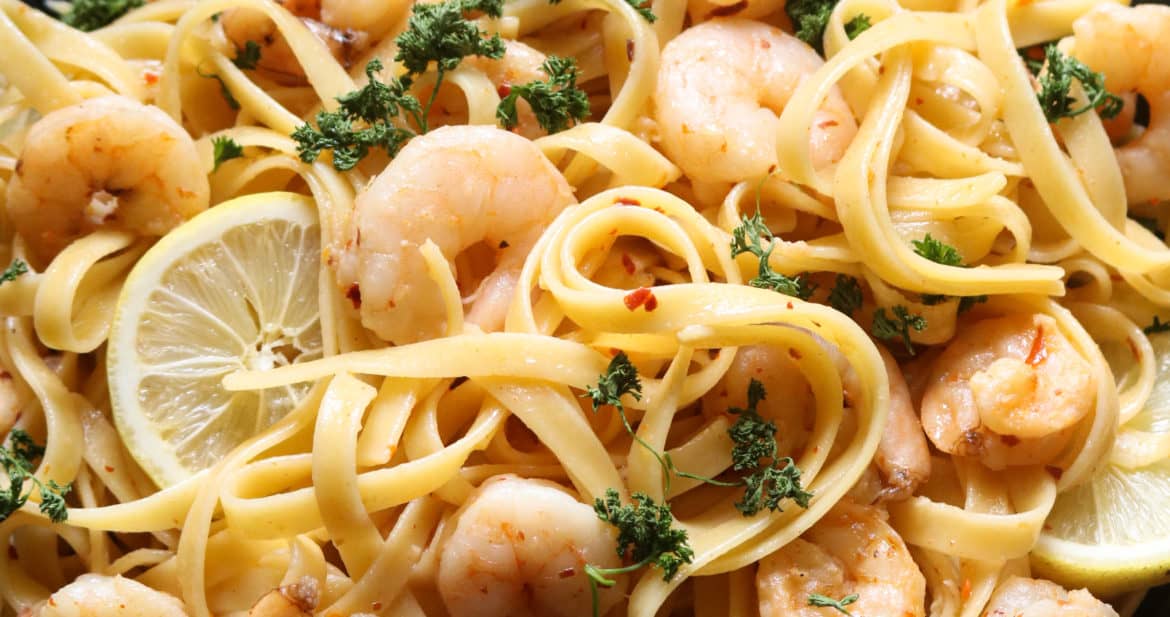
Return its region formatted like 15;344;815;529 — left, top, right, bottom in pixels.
1032;333;1170;596
108;192;322;487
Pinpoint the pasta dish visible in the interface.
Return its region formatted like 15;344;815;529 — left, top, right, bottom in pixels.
0;0;1168;615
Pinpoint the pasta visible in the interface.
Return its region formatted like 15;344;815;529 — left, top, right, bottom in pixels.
0;0;1166;615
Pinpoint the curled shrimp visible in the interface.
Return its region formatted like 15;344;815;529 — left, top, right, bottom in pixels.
984;576;1118;617
247;577;318;617
436;475;627;617
756;501;926;617
333;125;576;344
920;313;1096;470
874;347;931;502
653;18;857;185
1072;3;1170;205
221;0;370;83
24;574;188;617
5;96;209;264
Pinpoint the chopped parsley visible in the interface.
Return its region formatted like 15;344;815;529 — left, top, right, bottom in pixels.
196;68;240;111
872;305;927;355
1145;316;1170;336
912;234;963;267
0;260;28;285
496;55;590;134
211;137;244;172
551;0;656;22
1035;44;1123;123
59;0;143;31
844;13;871;40
232;40;262;70
728;380;814;516
827;274;863;317
785;0;838;54
1;430;70;523
809;593;859;616
731;210;816;300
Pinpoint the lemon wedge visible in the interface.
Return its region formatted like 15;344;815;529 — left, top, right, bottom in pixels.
108;192;322;487
1032;333;1170;596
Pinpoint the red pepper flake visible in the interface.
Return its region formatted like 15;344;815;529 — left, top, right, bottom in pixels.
817;119;840;128
1025;325;1047;366
346;283;362;309
621;253;636;274
104;465;115;473
960;578;972;600
767;164;777;173
558;567;576;578
609;348;621;357
497;84;512;98
626;40;635;62
760;39;771;49
498;240;510;249
644;293;658;312
1045;465;1064;480
786;302;794;310
1001;434;1021;446
914;97;924;105
709;0;747;16
371;602;383;611
615;196;640;206
143;71;159;85
623;287;653;311
788;348;802;360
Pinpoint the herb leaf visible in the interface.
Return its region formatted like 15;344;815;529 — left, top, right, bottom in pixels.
844;13;871;40
0;260;28;285
59;0;144;31
728;380;814;516
395;0;505;75
872;306;927;355
497;56;590;134
550;0;655;22
196;68;240;111
827;274;863;317
211;137;244;172
232;40;262;70
1;430;70;523
1145;316;1170;336
912;234;963;267
1036;44;1123;122
731;210;816;300
785;0;837;54
584;351;642;413
809;593;859;616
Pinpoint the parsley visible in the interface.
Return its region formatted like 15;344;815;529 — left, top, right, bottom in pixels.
1036;44;1123;123
912;234;963;267
1;430;70;523
585;489;692;617
872;306;927;355
1134;216;1166;241
585;351;642;413
957;294;988;314
211;137;244;172
59;0;143;31
292;59;419;170
731;210;816;299
0;260;28;285
497;56;590;134
809;593;859;616
232;41;262;70
827;274;863;317
728;380;814;516
196;68;240;110
1145;316;1170;336
786;0;837;54
550;0;656;22
844;13;871;40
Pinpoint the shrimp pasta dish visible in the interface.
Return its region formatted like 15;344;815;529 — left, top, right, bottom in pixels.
3;0;1170;614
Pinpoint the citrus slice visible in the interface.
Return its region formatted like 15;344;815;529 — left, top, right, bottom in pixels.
1032;332;1170;596
108;192;322;487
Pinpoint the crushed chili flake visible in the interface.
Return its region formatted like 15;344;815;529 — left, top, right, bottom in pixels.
615;196;640;206
558;567;576;578
1045;465;1064;480
786;302;794;310
626;40;635;62
497;84;512;98
345;284;362;309
644;293;658;312
960;578;972;600
104;465;115;473
788;348;802;360
1001;434;1021;446
143;71;159;85
1025;325;1047;366
623;287;655;311
621;253;636;274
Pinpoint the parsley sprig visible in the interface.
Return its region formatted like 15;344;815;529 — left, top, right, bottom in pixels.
211;137;244;172
912;234;963;267
809;593;859;616
731;210;816;300
786;0;868;54
844;14;871;40
872;306;927;355
1145;316;1170;336
827;274;863;317
0;260;29;284
232;41;262;70
59;0;143;31
1;430;70;523
551;0;656;22
497;56;590;134
1035;44;1123;123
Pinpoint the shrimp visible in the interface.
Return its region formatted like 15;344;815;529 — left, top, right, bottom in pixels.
332;125;575;344
1072;3;1170;205
920;313;1096;470
247;577;318;617
874;347;931;502
686;0;782;22
220;0;370;83
5;96;209;265
436;475;627;617
983;576;1118;617
756;501;926;617
653;18;857;185
24;574;188;617
432;40;555;140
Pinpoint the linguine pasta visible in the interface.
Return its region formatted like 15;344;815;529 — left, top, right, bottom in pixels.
0;0;1166;615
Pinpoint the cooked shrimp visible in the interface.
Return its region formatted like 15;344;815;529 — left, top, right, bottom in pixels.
874;347;931;502
757;501;926;617
5;96;209;264
920;313;1096;470
433;40;553;140
247;577;318;617
708;344;815;456
654;18;857;185
436;475;627;617
333;125;575;344
221;0;369;83
687;0;782;22
1072;3;1170;205
25;574;188;617
984;576;1118;617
